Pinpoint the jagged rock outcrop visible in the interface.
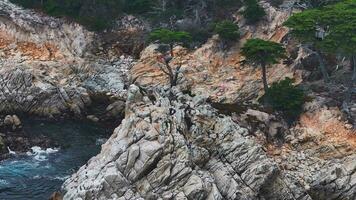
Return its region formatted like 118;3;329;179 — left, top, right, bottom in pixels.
63;85;356;199
0;57;133;117
62;85;312;200
0;0;140;117
0;67;90;116
0;0;93;58
0;0;354;199
309;154;356;200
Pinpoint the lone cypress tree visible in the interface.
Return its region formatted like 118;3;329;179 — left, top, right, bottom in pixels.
149;29;192;87
241;38;286;92
149;29;192;57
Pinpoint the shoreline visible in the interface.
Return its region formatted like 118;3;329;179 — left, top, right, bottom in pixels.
0;114;120;162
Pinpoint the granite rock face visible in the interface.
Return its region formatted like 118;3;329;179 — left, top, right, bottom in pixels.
0;67;90;116
0;58;133;117
0;0;93;57
62;85;311;200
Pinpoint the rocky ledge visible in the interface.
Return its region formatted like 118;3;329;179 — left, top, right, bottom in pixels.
62;85;355;200
0;114;56;160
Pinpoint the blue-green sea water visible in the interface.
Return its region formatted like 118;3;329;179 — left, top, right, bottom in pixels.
0;119;111;200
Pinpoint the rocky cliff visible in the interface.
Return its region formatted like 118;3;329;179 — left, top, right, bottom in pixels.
0;0;355;199
62;85;355;200
0;0;138;117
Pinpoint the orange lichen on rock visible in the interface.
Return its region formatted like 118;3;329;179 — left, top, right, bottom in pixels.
16;41;62;61
0;31;14;49
0;30;63;61
0;36;11;49
299;108;356;148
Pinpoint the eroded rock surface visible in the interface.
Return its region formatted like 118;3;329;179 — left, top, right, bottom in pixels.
0;0;137;117
62;85;310;199
0;67;90;116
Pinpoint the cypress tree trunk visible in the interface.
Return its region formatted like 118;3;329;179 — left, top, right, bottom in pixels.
261;63;269;92
170;43;174;57
315;50;330;82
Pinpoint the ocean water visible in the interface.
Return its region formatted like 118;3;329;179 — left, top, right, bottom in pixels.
0;119;111;200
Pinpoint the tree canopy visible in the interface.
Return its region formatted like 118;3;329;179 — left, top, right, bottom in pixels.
241;39;286;66
149;29;192;47
284;0;356;57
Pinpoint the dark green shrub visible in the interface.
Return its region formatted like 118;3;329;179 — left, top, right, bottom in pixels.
243;0;266;24
264;78;305;120
214;20;240;41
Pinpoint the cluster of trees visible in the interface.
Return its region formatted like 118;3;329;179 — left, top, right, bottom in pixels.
147;19;241;87
284;0;356;103
146;1;304;119
11;0;268;31
240;38;305;120
241;0;355;120
10;0;243;31
145;0;268;86
10;0;128;30
149;27;304;119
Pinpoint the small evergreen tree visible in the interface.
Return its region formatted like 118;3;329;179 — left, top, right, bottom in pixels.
243;0;266;24
149;29;192;57
149;29;192;87
241;39;286;92
214;20;240;41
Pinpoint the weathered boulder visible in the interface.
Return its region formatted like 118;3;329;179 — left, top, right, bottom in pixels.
87;115;100;123
3;114;22;129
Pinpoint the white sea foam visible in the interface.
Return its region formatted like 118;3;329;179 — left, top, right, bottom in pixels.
0;179;9;186
32;175;69;181
7;147;16;155
95;138;108;145
27;146;59;161
53;175;70;181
